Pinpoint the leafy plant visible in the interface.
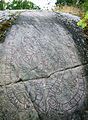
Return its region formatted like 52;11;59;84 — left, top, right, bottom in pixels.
77;12;88;36
77;12;88;29
6;0;38;10
56;0;81;6
0;0;6;10
82;0;88;12
7;0;40;10
0;0;40;10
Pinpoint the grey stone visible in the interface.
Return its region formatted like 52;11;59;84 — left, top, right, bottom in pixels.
0;11;88;120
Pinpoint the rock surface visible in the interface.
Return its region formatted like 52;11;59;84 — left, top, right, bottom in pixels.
0;11;88;120
0;10;20;42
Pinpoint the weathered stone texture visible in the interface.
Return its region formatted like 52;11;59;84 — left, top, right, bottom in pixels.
0;11;88;120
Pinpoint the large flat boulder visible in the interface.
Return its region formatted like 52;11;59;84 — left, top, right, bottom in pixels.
0;11;88;120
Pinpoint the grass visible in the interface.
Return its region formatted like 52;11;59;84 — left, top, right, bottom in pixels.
54;5;88;38
54;5;84;17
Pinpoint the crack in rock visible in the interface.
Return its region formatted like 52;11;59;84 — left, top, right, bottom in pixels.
0;62;88;87
0;11;88;120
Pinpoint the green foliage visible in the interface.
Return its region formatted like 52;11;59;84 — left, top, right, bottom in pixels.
56;0;78;5
0;0;6;10
56;0;86;6
6;0;39;10
77;12;88;29
0;0;3;10
82;0;88;12
0;0;40;10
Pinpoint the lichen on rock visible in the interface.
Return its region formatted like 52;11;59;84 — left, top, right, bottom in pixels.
0;11;88;120
0;10;20;42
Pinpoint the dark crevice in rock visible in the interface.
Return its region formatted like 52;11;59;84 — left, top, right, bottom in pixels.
48;62;88;77
55;12;88;120
0;62;88;87
0;11;88;120
19;62;88;82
